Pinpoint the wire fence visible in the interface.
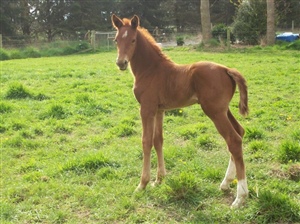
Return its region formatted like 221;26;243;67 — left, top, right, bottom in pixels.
1;25;299;51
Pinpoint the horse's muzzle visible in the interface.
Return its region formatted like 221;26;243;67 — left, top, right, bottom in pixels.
116;59;128;71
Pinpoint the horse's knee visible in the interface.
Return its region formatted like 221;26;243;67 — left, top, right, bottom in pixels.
153;136;163;150
142;138;153;151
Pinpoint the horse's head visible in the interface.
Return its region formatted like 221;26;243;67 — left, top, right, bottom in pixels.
112;14;139;70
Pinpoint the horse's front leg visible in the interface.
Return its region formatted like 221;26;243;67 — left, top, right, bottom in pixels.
136;106;156;191
153;110;166;186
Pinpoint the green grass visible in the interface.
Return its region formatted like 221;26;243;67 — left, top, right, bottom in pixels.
0;48;300;223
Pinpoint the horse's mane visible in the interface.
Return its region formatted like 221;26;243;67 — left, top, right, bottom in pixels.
138;27;171;62
123;18;171;62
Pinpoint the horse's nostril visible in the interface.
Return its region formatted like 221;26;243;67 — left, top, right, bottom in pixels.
116;59;128;70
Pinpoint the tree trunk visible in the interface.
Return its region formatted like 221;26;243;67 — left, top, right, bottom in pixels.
20;0;31;36
200;0;212;43
267;0;275;45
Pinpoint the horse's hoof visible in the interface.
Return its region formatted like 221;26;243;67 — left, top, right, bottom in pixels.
151;180;162;187
231;196;246;209
220;181;230;191
134;184;145;192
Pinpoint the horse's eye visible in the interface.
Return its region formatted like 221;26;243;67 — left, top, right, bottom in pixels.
132;39;136;44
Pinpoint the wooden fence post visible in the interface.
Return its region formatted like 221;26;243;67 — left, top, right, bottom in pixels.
91;30;96;50
0;34;2;48
227;28;230;50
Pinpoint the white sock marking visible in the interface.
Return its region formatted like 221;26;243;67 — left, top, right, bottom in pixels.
220;158;236;190
231;178;248;208
237;179;248;197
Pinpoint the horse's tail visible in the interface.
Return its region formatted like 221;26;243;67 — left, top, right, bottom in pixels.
227;68;249;116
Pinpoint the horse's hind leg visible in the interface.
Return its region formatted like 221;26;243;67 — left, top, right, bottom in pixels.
227;109;245;138
203;108;248;208
220;110;245;191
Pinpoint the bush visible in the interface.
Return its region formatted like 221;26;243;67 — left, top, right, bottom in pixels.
9;50;23;59
232;0;267;45
41;48;64;57
207;38;220;47
22;47;41;58
286;40;300;50
212;24;235;44
176;37;184;46
0;49;10;60
62;46;77;55
76;41;90;51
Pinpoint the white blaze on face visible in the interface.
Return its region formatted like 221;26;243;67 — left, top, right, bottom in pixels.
122;30;128;38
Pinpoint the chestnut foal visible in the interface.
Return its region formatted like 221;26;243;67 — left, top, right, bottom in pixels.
112;14;249;208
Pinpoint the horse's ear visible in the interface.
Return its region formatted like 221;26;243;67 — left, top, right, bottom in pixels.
131;15;139;29
112;14;123;29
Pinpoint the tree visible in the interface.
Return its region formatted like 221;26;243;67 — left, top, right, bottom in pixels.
34;0;69;41
67;0;104;34
6;0;295;46
266;0;275;45
20;0;31;36
275;0;300;30
200;0;212;43
232;0;267;45
174;0;200;32
210;0;236;25
0;0;18;36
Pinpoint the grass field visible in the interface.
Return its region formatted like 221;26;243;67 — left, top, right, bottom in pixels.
1;48;300;223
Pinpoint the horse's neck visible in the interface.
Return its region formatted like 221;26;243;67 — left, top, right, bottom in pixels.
130;31;170;76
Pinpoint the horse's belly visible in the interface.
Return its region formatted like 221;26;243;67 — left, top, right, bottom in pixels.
159;94;198;110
